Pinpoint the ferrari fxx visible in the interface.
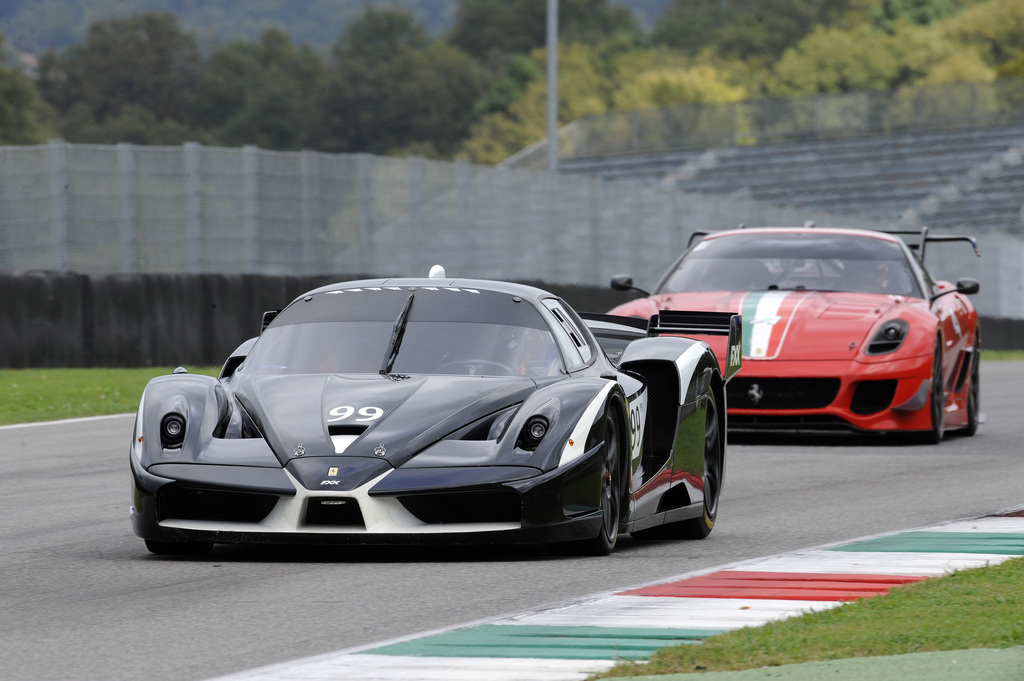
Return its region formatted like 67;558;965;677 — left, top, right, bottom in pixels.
130;272;741;555
610;226;980;442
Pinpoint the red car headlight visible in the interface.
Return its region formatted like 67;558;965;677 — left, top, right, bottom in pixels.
866;319;909;355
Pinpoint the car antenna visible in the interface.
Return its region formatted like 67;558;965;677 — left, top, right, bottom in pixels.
428;265;446;278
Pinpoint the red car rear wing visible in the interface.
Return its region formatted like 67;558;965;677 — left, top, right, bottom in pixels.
648;311;742;382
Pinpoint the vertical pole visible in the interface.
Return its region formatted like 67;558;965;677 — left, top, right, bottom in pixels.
455;159;472;262
408;156;423;275
184;142;202;274
546;0;558;173
116;143;136;273
242;145;258;272
357;154;373;274
300;150;320;270
48;139;68;271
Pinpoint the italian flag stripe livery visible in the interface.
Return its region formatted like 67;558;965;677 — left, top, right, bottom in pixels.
741;291;803;359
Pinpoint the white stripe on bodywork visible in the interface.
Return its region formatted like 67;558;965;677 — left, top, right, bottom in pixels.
331;434;359;454
747;291;790;358
558;383;615;469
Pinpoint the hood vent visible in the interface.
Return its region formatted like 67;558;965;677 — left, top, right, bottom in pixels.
328;424;368;454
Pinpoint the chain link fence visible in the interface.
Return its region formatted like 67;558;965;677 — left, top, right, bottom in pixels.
507;78;1024;167
1;139;1021;319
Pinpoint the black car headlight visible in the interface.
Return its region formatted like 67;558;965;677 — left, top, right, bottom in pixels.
161;413;186;449
517;416;549;451
866;319;909;355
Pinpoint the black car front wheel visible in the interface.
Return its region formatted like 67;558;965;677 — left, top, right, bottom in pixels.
571;408;624;557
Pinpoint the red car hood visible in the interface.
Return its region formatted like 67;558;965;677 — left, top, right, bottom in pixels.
612;290;920;361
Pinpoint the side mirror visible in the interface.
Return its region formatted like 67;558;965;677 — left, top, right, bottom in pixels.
610;274;633;291
931;278;980;302
610;274;650;297
261;309;281;333
956;278;979;295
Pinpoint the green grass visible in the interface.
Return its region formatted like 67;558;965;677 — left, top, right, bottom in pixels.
0;367;219;425
0;352;1019;426
596;555;1024;677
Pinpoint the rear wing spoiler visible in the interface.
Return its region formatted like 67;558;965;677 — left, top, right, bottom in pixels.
648;310;742;381
879;226;980;260
688;225;981;261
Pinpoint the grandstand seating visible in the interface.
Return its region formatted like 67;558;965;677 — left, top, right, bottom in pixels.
559;123;1024;232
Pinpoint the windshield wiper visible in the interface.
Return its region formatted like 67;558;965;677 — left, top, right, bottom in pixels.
380;292;415;375
766;285;840;292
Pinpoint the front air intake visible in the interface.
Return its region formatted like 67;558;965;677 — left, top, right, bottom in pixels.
158;486;278;523
398;489;521;524
304;498;365;528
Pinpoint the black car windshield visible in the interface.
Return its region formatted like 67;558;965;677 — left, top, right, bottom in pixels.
658;232;922;297
240;287;563;377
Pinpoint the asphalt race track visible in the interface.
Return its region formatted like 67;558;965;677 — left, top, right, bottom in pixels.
2;362;1022;681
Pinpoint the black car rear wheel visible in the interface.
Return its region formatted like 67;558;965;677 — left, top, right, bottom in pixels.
632;391;722;540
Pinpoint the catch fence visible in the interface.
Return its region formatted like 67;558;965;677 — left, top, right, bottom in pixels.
1;140;1021;319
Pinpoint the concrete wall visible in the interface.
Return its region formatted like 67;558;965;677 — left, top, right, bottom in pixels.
0;273;1017;369
0;273;641;368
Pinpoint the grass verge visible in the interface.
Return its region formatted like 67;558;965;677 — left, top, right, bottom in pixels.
1;353;1019;426
596;555;1024;677
0;366;219;426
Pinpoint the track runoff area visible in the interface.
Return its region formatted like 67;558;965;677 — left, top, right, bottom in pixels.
206;509;1024;681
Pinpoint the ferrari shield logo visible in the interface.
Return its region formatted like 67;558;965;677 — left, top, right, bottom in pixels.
328;467;339;476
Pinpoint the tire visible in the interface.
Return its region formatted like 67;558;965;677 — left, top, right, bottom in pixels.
571;409;623;557
963;337;980;436
632;391;722;540
919;340;945;445
145;539;213;556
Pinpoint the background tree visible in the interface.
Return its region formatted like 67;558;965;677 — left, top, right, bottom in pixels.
871;0;966;32
942;0;1024;75
192;29;326;150
0;33;54;144
462;42;621;163
36;11;200;144
320;8;487;157
448;0;640;63
653;0;856;60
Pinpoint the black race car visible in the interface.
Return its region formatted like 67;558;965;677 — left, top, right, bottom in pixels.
129;272;741;556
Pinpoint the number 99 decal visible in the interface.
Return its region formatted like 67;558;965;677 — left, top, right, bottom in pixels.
327;405;384;422
627;391;647;462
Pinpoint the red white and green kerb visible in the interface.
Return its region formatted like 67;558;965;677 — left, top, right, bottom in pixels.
209;511;1024;681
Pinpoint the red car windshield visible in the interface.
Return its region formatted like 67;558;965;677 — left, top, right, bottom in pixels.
659;232;922;298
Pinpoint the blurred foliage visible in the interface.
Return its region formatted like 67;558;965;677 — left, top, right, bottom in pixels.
3;0;1022;163
191;28;326;150
36;12;201;144
652;0;858;60
319;8;488;157
447;0;641;62
0;34;54;144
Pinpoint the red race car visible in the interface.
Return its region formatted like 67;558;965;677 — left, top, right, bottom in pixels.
609;226;981;443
